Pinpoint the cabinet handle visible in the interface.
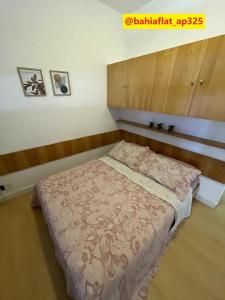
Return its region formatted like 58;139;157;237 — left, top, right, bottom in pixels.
200;79;204;86
191;80;195;86
122;84;130;88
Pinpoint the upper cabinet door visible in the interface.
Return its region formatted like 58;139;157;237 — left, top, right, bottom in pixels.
125;53;157;111
189;35;225;121
151;41;206;116
107;61;127;108
151;47;176;113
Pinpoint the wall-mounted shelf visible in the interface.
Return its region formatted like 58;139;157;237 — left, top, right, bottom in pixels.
117;119;225;150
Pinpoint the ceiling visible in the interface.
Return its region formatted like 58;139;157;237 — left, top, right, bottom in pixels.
98;0;153;13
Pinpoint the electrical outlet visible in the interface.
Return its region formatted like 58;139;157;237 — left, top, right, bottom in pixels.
0;185;6;192
0;184;12;193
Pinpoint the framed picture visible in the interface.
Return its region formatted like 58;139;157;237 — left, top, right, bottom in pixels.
17;67;46;96
50;70;71;96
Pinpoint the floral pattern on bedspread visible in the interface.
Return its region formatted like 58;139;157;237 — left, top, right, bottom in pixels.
34;159;175;300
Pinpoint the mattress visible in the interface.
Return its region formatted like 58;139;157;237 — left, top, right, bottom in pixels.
32;156;193;300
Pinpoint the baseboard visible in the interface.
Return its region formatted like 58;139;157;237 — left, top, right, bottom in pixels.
0;184;34;202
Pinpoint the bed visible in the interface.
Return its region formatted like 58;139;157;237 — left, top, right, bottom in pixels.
32;141;200;300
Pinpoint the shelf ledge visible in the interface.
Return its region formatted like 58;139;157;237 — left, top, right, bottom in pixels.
117;119;225;150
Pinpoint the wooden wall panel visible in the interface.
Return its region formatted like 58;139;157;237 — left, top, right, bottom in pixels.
0;130;121;176
1;129;224;184
121;130;225;184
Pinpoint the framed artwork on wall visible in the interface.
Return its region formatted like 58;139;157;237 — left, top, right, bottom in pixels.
50;70;71;96
17;67;46;96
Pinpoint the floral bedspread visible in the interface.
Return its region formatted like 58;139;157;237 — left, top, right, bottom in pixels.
33;158;176;300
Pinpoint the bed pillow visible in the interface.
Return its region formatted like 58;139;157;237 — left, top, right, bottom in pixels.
108;140;152;169
138;152;201;200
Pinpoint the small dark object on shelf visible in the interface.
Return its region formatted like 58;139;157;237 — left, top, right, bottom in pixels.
149;122;154;128
168;125;175;133
157;123;163;130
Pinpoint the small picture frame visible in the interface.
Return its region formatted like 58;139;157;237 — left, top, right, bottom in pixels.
17;67;46;96
50;70;71;96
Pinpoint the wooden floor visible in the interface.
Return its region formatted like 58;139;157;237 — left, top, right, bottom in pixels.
0;192;225;300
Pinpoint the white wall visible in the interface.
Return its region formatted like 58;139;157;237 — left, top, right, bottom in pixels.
123;0;225;58
0;0;126;154
0;0;127;197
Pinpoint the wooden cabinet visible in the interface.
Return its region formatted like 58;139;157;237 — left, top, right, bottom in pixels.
151;41;206;116
107;61;127;108
189;35;225;121
150;48;176;113
125;53;157;111
107;53;157;111
107;34;225;122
